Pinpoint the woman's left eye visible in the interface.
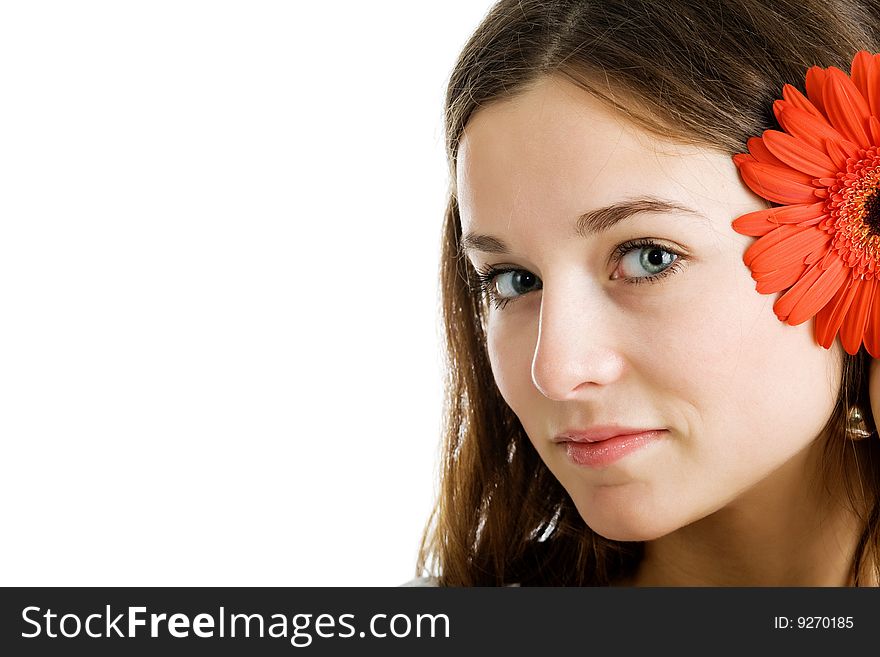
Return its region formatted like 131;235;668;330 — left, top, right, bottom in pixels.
612;240;683;283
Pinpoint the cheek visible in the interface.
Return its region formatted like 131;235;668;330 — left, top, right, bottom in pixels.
485;312;537;410
643;263;841;454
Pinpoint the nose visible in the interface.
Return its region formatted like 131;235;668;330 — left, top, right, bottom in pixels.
530;286;626;401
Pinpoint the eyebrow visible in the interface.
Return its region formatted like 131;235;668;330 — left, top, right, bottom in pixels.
459;196;705;257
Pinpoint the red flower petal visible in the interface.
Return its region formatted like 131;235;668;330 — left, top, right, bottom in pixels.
824;137;854;170
772;262;824;322
742;224;801;266
754;262;807;294
839;276;876;354
732;153;754;167
805;66;828;116
732;213;776;237
819;247;839;270
867;54;880;118
731;202;825;237
814;275;859;348
747;136;786;167
747;226;830;274
761;130;837;177
743;224;827;267
785;256;849;325
781;84;824;119
823;67;872;148
851;51;873;101
738;161;819;205
776;105;860;160
804;239;833;266
870;115;880;146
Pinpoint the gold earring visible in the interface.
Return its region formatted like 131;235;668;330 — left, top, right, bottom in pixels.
845;406;874;441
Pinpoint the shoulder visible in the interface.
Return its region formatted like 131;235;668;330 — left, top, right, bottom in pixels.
398;576;440;587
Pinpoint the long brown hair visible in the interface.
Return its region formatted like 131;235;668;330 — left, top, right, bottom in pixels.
417;0;880;586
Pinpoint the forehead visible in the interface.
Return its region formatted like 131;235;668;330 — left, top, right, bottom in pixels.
455;76;738;242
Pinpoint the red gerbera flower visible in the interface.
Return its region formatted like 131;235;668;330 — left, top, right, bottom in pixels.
732;50;880;357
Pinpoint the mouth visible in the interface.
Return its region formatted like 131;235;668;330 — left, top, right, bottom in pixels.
553;425;667;443
556;429;668;468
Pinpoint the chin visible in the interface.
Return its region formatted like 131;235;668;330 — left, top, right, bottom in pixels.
572;500;679;542
587;523;671;542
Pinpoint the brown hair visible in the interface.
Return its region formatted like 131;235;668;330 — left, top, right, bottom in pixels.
417;0;880;586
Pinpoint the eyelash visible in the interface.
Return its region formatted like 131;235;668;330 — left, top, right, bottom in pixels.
473;238;685;311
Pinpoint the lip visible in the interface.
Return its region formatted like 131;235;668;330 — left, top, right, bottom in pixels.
556;429;668;468
554;425;666;443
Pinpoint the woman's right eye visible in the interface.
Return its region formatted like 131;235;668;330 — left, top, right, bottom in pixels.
474;265;542;310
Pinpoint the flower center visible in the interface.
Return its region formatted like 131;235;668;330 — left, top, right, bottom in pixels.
866;191;880;236
825;148;880;277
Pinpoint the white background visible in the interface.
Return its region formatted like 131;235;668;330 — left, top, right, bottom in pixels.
0;1;497;586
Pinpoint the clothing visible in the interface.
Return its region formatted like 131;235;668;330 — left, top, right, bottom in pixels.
398;576;440;587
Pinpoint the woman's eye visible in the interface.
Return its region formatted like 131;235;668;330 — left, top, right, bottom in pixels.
474;266;541;310
615;244;679;280
491;269;541;300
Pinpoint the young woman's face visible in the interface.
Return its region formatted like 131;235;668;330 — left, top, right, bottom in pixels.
456;75;844;541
